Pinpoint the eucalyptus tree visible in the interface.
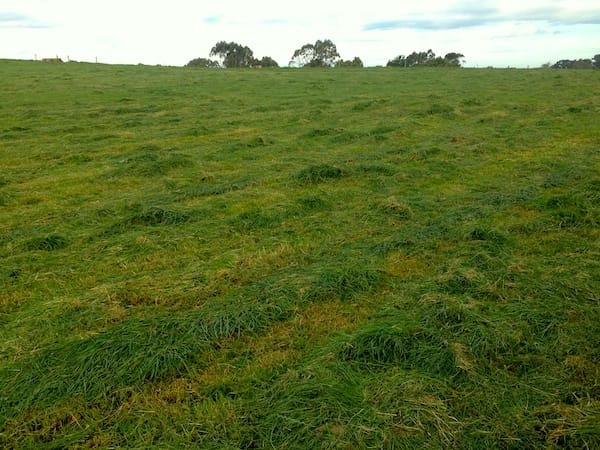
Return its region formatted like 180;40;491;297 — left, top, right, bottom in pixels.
210;41;255;68
290;39;340;67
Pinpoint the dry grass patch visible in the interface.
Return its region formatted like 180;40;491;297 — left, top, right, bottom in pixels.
384;253;431;280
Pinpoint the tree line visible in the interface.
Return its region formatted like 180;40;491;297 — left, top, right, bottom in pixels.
186;41;278;68
386;50;464;67
544;54;600;69
186;39;463;69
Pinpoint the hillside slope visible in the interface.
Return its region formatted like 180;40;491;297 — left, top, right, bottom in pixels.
1;60;599;448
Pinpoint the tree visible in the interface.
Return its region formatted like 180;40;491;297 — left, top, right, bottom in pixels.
444;52;465;67
387;55;407;67
387;50;436;67
185;57;220;68
206;41;278;68
552;59;573;69
407;49;436;66
335;57;364;68
210;41;255;68
572;59;593;69
552;58;593;69
424;56;448;67
256;56;279;68
387;50;464;67
290;39;340;67
594;54;600;68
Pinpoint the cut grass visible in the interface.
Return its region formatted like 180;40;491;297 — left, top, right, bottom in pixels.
0;60;599;448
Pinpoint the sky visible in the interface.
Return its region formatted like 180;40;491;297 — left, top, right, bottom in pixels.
1;0;599;67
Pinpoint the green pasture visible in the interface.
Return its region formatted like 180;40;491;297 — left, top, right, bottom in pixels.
1;59;599;448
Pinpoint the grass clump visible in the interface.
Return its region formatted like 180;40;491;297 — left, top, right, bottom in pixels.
296;194;328;210
256;365;371;448
380;196;414;220
115;149;192;177
419;294;474;330
24;234;69;251
294;164;343;184
425;103;455;117
304;127;338;138
127;206;190;226
339;319;457;375
437;268;483;295
303;268;385;302
544;192;599;227
468;226;507;243
178;182;246;199
0;297;292;419
229;208;282;231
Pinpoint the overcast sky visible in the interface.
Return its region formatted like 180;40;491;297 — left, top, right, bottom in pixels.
1;0;599;67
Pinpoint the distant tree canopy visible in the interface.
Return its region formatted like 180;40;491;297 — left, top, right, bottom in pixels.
291;39;340;67
550;54;599;69
185;57;220;68
256;56;279;68
187;46;599;70
206;41;279;68
210;41;255;68
443;52;465;67
335;57;364;68
387;50;465;68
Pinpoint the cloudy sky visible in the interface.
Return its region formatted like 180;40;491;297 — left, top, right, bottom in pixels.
1;0;599;67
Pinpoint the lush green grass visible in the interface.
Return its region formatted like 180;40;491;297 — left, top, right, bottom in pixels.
1;59;599;448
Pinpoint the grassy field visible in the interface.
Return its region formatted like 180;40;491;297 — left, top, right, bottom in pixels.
1;59;599;448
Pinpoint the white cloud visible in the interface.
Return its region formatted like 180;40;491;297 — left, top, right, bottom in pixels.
0;0;598;66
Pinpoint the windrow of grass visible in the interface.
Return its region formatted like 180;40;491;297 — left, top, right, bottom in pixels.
1;60;599;448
